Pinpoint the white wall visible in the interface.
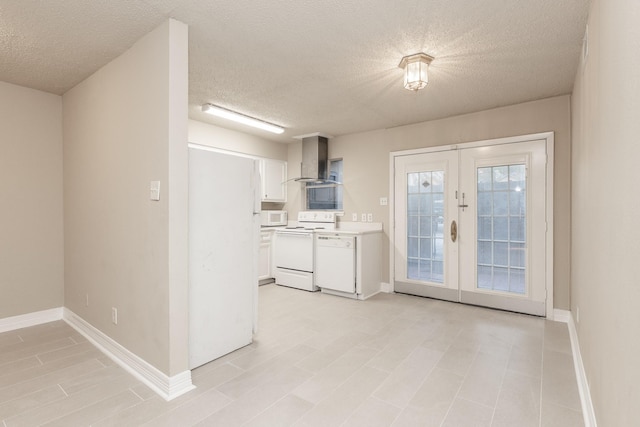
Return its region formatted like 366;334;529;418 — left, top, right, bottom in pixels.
0;81;64;319
63;19;190;376
288;95;572;309
188;119;288;160
571;0;640;424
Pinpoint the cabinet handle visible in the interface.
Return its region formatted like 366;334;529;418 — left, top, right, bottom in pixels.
451;220;458;242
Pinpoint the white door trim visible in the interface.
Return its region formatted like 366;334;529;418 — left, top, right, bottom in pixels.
389;132;554;318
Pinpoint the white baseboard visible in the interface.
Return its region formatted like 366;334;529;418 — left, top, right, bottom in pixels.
0;307;63;333
554;309;598;427
553;308;571;323
380;282;391;293
359;290;382;300
63;308;195;401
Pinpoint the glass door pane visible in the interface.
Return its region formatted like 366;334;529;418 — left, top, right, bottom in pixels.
476;164;526;294
407;171;445;283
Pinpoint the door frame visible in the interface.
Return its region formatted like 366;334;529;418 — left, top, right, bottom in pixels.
389;132;555;318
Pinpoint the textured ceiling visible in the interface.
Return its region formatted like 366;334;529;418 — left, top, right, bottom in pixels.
0;0;590;142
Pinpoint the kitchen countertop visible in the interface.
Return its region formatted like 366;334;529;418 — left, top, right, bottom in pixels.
262;222;383;235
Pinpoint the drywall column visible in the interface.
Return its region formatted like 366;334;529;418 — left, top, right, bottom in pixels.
0;82;63;320
167;20;190;377
63;19;189;378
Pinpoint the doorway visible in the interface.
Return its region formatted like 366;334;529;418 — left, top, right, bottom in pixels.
391;133;553;317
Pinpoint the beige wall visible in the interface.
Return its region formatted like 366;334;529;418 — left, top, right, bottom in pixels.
188;119;288;160
63;20;190;376
288;95;571;309
0;81;64;319
571;0;640;424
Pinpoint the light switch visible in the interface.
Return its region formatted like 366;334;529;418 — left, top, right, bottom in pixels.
150;181;161;201
380;197;388;206
352;213;358;221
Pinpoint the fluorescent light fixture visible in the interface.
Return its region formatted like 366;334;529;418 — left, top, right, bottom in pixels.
398;53;434;91
201;104;284;134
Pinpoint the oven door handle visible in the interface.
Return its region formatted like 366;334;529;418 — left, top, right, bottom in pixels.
275;231;313;237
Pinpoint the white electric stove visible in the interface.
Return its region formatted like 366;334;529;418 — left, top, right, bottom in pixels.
274;211;336;291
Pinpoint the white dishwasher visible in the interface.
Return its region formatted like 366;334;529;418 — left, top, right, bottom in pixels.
315;234;356;294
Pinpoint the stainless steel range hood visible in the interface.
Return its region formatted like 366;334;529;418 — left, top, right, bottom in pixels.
294;134;332;183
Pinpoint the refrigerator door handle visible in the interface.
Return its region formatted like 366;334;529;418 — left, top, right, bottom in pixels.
252;159;262;214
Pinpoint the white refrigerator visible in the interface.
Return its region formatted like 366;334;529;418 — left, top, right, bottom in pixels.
188;145;260;369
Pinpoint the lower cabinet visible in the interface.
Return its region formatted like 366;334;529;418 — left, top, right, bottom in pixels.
259;229;274;282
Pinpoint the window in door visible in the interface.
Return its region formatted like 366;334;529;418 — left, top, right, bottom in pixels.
407;170;445;283
476;164;527;294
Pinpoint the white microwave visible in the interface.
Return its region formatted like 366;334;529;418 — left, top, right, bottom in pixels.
261;210;287;227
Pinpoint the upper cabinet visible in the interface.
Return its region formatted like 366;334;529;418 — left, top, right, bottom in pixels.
260;158;287;202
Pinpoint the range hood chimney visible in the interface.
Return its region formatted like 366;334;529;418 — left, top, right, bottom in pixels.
295;134;329;183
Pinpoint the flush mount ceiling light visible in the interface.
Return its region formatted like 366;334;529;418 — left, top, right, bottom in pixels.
201;104;285;134
398;53;434;91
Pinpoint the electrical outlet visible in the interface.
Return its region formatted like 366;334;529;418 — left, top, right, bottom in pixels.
361;213;366;222
352;213;357;221
367;213;373;222
111;307;118;325
85;294;89;307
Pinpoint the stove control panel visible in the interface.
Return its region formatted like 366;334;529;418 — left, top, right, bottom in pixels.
298;211;336;223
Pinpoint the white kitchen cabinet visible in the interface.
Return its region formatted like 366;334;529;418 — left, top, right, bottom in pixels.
355;231;383;299
260;159;287;202
259;229;275;282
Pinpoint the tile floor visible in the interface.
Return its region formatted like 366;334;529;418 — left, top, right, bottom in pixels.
0;284;584;426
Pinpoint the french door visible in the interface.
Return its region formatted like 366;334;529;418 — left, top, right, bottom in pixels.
394;151;459;302
394;138;549;316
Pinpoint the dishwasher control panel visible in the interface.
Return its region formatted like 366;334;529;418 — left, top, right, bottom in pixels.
317;235;354;248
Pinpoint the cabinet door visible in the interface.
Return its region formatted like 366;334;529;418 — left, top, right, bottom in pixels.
259;231;272;280
259;242;271;280
261;159;287;202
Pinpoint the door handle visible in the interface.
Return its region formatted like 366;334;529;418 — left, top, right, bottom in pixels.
458;192;468;211
451;220;458;242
